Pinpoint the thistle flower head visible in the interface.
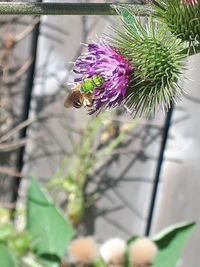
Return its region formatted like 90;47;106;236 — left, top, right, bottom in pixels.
74;41;133;113
129;238;158;267
113;13;185;116
100;238;126;266
153;0;200;47
68;237;98;264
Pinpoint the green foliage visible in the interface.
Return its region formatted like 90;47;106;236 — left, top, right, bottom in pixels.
26;179;75;261
8;232;31;256
114;6;185;116
122;222;195;267
0;243;17;267
49;113;136;225
92;257;108;267
0;224;15;241
35;256;60;267
0;197;195;267
0;179;75;267
152;222;195;267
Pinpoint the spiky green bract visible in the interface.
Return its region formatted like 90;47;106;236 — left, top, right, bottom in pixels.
153;0;200;51
113;17;185;116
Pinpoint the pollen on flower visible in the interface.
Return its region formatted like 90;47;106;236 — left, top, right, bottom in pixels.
129;238;158;267
100;238;126;266
74;40;133;113
68;237;98;264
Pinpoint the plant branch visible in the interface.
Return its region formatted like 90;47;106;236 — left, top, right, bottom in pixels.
0;2;151;16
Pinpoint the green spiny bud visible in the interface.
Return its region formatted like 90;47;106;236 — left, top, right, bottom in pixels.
153;0;200;49
113;13;185;116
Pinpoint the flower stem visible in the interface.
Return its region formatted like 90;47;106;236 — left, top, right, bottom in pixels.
0;2;152;16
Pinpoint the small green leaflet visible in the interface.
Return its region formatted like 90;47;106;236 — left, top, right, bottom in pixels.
152;222;195;267
26;179;75;262
0;243;17;267
115;6;137;34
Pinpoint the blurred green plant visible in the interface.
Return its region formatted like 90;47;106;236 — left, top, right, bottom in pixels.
66;221;195;267
48;113;137;225
0;181;195;267
123;221;195;267
0;179;75;267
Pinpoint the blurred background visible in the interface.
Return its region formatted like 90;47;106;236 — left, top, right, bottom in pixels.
0;0;200;266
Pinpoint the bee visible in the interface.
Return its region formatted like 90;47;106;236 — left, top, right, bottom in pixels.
64;83;93;108
64;75;104;109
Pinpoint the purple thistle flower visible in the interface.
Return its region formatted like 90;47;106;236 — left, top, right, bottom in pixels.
74;41;132;113
182;0;198;5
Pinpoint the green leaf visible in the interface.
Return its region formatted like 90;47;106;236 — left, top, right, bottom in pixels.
152;222;195;267
115;6;137;34
0;224;15;241
0;243;17;267
37;254;60;267
26;179;75;259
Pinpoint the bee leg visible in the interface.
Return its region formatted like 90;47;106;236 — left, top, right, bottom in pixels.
83;98;93;107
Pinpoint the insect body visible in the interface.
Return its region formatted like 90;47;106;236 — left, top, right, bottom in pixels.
80;75;105;93
64;84;93;108
64;75;104;109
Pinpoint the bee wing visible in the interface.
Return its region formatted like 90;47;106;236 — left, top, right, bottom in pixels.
64;88;83;108
64;92;74;108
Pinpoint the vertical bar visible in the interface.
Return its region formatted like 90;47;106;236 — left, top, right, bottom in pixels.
145;106;174;235
11;17;40;207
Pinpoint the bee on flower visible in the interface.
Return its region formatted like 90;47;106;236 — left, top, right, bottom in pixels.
65;6;187;117
64;40;133;114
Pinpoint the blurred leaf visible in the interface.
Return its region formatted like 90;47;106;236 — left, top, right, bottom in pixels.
9;232;30;256
127;235;139;245
92;257;108;267
20;253;45;267
26;179;75;259
0;243;17;267
37;254;60;267
115;6;137;34
0;224;15;241
0;207;10;224
152;222;195;267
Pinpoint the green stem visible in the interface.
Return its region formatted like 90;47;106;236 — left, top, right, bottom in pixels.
181;45;200;57
0;2;151;16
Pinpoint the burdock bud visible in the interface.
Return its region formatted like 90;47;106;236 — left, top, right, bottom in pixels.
68;237;98;265
153;0;200;48
114;14;185;116
129;238;158;267
100;238;126;266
